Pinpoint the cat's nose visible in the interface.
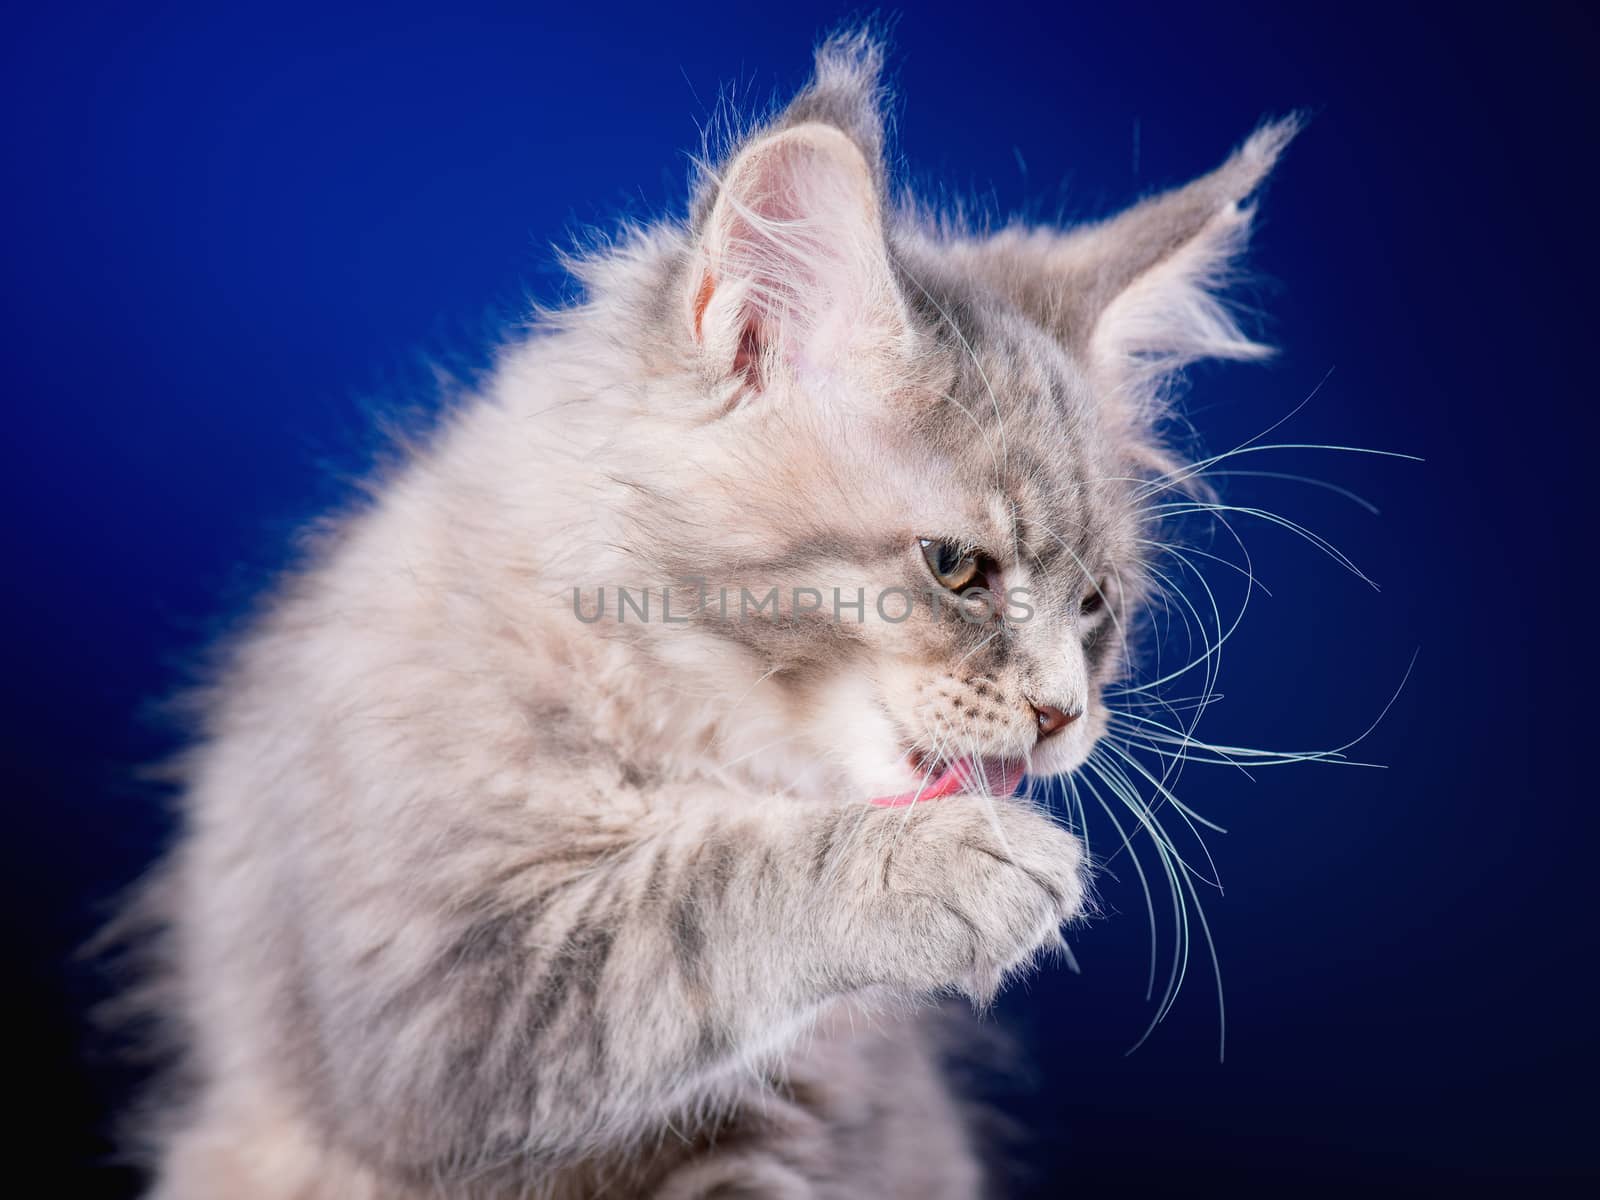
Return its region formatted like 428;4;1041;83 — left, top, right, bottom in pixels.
1032;702;1081;739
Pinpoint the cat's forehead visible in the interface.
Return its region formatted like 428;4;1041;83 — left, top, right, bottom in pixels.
717;266;1136;577
902;291;1127;567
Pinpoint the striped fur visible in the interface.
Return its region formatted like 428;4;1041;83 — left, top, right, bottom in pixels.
119;32;1291;1199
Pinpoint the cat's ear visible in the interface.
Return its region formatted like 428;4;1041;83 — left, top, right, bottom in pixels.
962;118;1300;405
686;120;907;399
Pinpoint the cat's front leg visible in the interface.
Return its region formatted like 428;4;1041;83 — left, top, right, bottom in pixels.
528;794;1085;1101
293;787;1083;1183
634;792;1087;1041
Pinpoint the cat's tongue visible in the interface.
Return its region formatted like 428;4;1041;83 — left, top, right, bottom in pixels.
869;757;1026;807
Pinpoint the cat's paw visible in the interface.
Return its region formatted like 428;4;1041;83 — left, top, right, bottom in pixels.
862;798;1086;1001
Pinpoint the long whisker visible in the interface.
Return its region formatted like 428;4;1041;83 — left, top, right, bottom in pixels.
1197;469;1382;515
1134;440;1422;501
1080;756;1190;1047
1071;771;1157;999
1151;499;1379;588
1053;401;1417;1061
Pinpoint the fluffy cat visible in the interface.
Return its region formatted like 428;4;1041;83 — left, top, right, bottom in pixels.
121;33;1295;1199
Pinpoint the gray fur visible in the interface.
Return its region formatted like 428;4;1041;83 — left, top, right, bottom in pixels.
118;32;1292;1199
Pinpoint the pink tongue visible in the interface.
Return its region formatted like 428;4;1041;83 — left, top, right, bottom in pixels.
870;758;1026;808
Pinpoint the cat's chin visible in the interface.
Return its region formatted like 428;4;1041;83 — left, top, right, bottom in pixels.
867;755;1027;808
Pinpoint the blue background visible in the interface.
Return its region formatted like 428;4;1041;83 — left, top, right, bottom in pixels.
4;1;1592;1192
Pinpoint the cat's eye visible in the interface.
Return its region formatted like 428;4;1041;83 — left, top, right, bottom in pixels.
1080;580;1109;616
919;538;982;592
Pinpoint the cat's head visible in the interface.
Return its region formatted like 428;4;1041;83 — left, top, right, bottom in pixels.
610;36;1294;803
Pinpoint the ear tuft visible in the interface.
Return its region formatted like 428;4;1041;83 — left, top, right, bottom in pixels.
1202;115;1302;215
777;31;890;192
953;116;1302;425
1092;115;1302;399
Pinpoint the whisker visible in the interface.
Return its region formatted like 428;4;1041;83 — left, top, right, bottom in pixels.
1198;469;1382;515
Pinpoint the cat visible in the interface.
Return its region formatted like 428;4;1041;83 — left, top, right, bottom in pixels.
118;31;1295;1200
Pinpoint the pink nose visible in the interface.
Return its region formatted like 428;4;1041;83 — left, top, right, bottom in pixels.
1033;703;1080;739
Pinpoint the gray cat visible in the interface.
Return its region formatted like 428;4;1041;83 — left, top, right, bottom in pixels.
121;32;1295;1199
